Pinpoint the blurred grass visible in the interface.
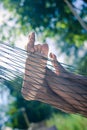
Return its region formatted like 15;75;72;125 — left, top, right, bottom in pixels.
46;114;87;130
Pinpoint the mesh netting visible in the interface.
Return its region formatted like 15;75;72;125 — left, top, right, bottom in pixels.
0;41;87;117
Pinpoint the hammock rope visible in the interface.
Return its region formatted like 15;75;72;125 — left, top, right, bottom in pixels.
0;41;86;74
0;41;87;117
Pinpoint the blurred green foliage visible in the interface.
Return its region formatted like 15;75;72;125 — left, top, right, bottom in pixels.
78;52;87;76
4;76;54;129
0;0;87;46
46;114;87;130
0;0;87;129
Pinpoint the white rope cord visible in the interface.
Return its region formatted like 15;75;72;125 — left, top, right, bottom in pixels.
0;41;87;117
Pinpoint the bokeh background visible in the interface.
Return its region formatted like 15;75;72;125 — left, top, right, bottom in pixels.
0;0;87;130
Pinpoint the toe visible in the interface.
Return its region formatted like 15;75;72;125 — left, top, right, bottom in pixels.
37;44;42;53
34;45;38;52
50;53;57;60
27;32;35;53
41;44;49;57
34;44;42;53
50;53;59;75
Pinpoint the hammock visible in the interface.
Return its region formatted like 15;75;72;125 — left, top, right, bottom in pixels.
0;41;87;117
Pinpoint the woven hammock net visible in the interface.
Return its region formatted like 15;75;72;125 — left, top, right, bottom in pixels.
0;41;87;117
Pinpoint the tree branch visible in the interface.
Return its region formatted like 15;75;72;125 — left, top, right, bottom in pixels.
64;0;87;31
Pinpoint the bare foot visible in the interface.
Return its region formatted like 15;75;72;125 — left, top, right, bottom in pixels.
21;34;78;113
48;53;85;111
50;53;67;76
21;32;49;100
